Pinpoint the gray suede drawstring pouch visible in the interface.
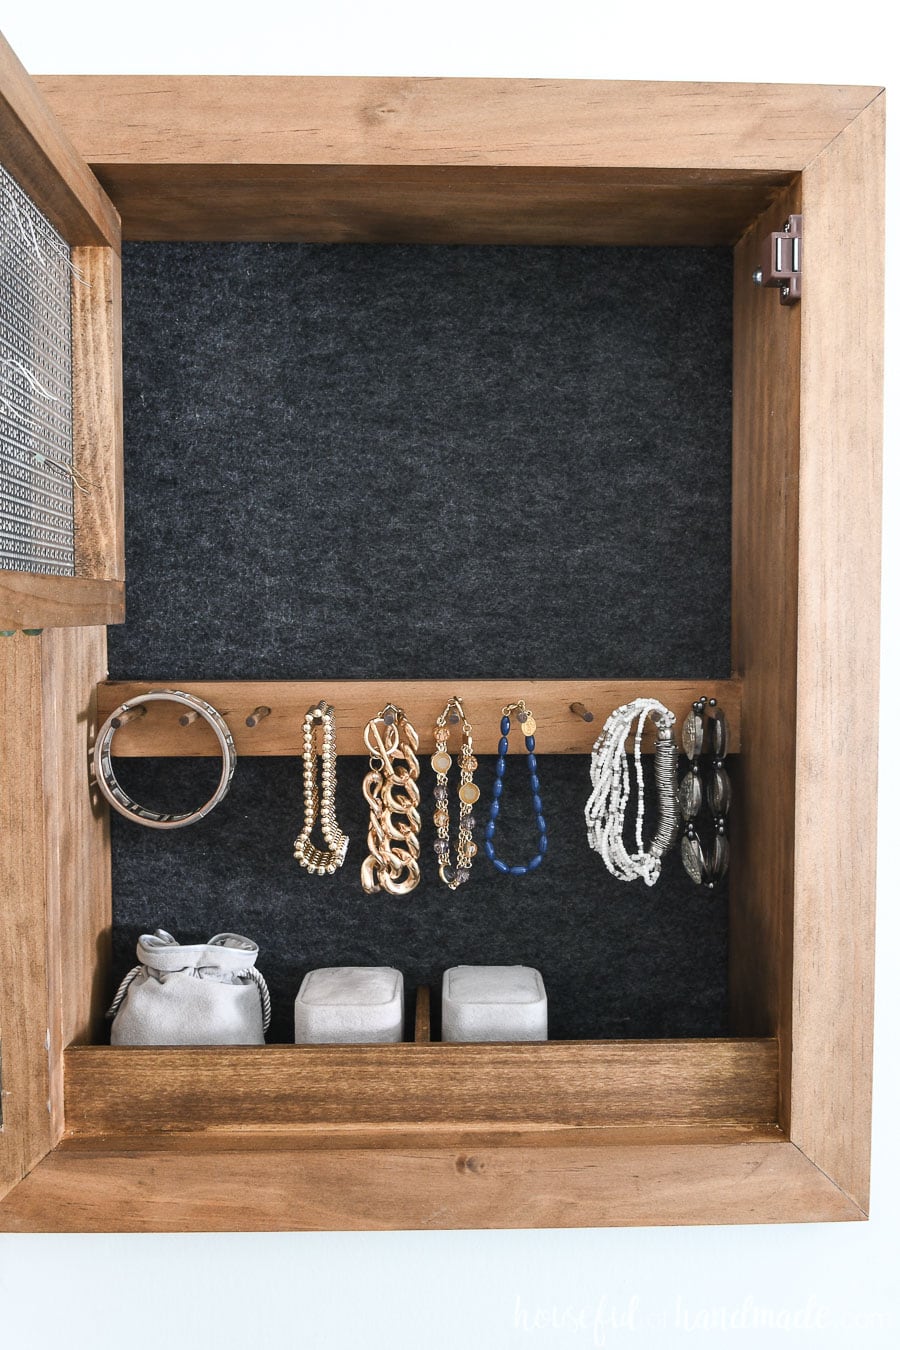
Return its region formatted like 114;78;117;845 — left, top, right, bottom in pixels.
109;930;271;1045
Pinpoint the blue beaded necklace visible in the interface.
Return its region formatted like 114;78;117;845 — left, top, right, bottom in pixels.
484;700;548;876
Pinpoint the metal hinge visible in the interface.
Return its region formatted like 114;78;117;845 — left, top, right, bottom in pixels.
752;214;802;305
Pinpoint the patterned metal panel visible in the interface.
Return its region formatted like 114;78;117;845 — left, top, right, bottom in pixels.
0;161;75;575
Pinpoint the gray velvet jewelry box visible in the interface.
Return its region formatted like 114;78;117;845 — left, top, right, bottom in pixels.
442;965;548;1042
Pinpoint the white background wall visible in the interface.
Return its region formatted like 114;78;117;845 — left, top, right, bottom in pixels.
1;3;896;1346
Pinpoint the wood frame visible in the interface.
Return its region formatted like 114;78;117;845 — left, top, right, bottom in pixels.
0;65;884;1231
0;33;124;629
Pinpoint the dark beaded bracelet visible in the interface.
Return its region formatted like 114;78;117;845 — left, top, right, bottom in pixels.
679;696;731;890
484;700;548;876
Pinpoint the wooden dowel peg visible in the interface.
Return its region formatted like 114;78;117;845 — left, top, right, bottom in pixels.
570;701;595;723
178;708;200;726
246;705;272;728
111;705;148;729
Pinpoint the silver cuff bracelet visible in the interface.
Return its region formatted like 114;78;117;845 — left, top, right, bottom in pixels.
92;690;237;829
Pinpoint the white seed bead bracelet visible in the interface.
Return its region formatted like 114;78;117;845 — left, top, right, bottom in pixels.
585;697;680;886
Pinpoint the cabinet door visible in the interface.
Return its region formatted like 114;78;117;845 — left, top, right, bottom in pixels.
0;28;123;631
0;27;120;1204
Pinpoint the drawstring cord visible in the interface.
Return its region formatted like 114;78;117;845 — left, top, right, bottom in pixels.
107;965;142;1020
245;966;272;1033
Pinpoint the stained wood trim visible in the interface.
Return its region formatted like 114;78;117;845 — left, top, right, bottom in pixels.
63;1039;776;1136
0;1129;863;1231
0;33;119;247
40;628;111;1141
72;247;125;581
414;987;431;1044
95;678;741;757
42;164;796;246
35;76;880;171
789;94;884;1214
48;1123;789;1153
0;574;124;629
0;634;53;1200
729;181;801;1072
33;75;879;245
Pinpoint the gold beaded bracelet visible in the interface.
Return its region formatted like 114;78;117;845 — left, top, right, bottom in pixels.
293;700;349;875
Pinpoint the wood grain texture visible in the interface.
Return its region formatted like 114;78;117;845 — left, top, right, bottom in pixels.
0;33;119;247
33;75;879;244
48;164;794;246
51;1122;784;1155
414;987;431;1045
0;634;52;1200
36;76;880;170
95;678;741;757
0;574;123;629
40;627;111;1139
63;1039;776;1136
730;181;802;1073
789;95;884;1214
71;248;124;581
0;1129;862;1231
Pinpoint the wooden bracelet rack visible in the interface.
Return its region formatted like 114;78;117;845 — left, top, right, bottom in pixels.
94;678;741;758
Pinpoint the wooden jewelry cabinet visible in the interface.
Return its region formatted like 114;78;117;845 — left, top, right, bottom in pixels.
0;32;884;1230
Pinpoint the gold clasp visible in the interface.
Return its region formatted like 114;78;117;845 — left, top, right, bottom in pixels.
502;699;537;736
501;699;529;718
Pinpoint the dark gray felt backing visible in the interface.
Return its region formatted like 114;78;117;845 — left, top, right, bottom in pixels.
109;242;732;1042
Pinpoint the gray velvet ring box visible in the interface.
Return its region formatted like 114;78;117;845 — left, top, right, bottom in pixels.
441;965;548;1042
294;966;405;1044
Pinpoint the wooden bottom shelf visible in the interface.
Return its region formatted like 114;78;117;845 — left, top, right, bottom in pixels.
1;1039;863;1232
64;1038;776;1135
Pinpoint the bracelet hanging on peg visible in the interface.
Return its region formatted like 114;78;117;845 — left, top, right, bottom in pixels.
93;690;236;829
484;700;548;876
293;701;348;875
585;698;679;886
431;696;478;890
679;697;731;890
361;703;421;896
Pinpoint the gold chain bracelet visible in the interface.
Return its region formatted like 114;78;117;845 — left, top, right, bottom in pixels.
360;704;421;895
293;700;349;875
431;696;479;889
